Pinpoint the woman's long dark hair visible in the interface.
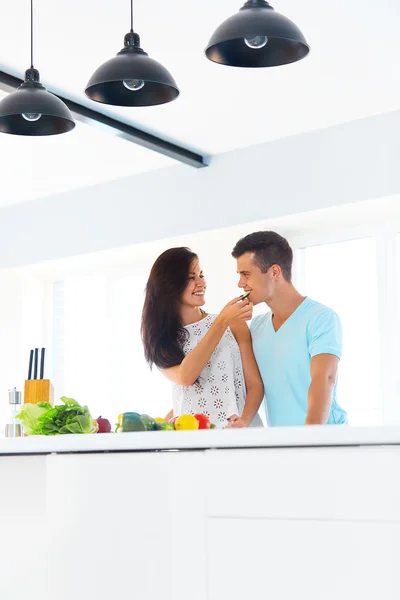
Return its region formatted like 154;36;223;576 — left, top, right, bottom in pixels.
141;247;198;369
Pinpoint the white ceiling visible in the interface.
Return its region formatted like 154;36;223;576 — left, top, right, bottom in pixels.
0;0;399;204
0;90;174;206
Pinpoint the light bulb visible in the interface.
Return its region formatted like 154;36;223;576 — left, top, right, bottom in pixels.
122;79;145;91
22;112;42;122
244;35;268;49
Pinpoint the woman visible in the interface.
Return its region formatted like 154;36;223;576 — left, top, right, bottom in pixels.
141;247;264;428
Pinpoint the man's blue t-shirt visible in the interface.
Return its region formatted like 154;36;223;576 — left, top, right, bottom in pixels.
250;297;347;426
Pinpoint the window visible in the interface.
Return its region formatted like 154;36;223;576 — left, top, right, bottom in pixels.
52;274;171;427
301;237;382;425
108;275;171;420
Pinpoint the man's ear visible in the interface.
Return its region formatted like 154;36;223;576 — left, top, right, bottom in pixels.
270;264;281;279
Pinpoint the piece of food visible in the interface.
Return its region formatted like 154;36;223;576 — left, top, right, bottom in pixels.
121;412;146;432
115;415;122;433
194;413;211;430
210;424;217;429
16;397;96;435
154;417;165;423
141;414;157;431
157;421;175;431
96;416;112;433
169;416;179;425
241;291;250;300
175;414;200;431
14;402;52;435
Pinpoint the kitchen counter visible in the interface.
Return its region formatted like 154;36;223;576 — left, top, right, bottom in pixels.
2;424;400;454
1;426;399;600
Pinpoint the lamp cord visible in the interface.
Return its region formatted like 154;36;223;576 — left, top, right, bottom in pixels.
130;0;133;32
30;0;34;68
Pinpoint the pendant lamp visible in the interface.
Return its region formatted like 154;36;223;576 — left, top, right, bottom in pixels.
205;0;310;68
0;0;75;135
85;0;179;107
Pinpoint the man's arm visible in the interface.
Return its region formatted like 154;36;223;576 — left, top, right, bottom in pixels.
306;353;339;424
226;321;264;427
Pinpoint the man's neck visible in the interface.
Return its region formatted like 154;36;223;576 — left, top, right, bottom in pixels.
268;284;306;322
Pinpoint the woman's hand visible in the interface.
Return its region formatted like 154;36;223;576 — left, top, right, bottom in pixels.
217;296;253;328
225;414;249;428
164;409;174;421
162;297;252;388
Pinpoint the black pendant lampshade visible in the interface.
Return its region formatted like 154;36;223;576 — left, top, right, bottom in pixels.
0;0;75;136
0;68;75;136
85;31;179;106
85;0;179;107
205;0;310;68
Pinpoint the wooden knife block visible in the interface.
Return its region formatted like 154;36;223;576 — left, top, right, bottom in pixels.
24;380;54;405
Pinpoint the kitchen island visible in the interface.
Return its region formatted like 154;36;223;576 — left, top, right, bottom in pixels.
1;426;399;600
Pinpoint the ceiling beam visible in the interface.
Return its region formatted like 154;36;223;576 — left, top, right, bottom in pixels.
0;69;208;169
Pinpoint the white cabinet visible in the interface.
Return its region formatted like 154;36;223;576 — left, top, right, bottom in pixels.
205;447;400;600
207;518;400;600
1;443;400;600
45;451;208;600
0;456;47;598
205;447;400;521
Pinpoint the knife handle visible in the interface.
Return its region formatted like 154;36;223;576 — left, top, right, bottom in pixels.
28;349;34;380
40;348;45;380
33;348;38;380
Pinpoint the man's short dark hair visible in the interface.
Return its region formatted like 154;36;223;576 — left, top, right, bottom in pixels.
232;231;293;281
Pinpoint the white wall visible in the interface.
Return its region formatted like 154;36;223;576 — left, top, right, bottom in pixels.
1;196;400;428
1;109;400;268
0;271;51;428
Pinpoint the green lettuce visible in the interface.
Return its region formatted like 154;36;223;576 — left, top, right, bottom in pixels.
15;402;52;435
16;396;96;435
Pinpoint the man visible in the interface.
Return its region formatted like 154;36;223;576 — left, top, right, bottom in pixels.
231;231;347;426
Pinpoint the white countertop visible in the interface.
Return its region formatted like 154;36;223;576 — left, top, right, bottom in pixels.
1;425;400;455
